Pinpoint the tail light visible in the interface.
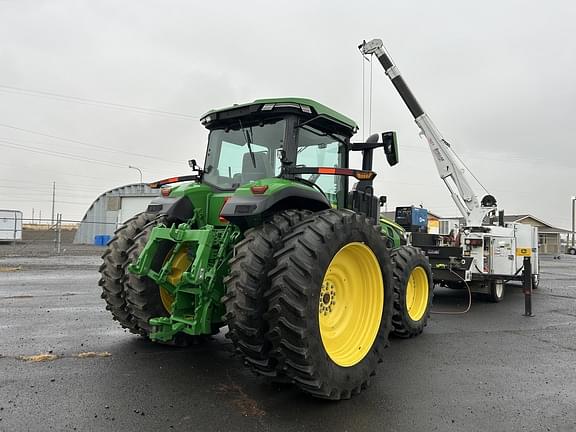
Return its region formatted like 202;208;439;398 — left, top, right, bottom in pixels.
219;197;231;223
250;185;269;194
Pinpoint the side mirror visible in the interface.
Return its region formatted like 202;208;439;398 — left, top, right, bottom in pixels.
382;131;399;166
189;159;206;173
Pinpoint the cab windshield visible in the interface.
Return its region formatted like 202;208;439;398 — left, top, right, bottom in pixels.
203;119;285;189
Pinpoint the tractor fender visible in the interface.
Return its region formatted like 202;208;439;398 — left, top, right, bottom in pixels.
221;186;330;227
146;196;194;222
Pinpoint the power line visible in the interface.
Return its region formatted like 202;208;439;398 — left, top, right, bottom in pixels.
0;177;128;194
5;197;90;206
0;161;118;182
0;138;129;168
0;122;184;166
0;183;106;195
0;84;200;120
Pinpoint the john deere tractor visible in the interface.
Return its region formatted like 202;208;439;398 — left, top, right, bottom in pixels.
99;97;432;399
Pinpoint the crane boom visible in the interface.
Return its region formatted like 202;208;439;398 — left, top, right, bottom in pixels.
359;38;496;227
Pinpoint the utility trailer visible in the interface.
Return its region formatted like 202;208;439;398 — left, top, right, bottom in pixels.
359;39;539;301
0;209;23;243
412;222;539;301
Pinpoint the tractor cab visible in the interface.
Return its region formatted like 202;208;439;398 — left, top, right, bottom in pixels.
147;98;397;228
200;98;356;206
195;98;397;224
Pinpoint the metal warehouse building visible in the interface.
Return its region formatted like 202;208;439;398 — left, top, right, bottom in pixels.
74;184;160;244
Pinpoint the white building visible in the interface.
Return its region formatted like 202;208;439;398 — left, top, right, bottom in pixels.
0;209;23;242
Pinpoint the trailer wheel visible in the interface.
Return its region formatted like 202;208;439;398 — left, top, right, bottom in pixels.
98;212;156;333
488;280;505;303
390;246;433;338
266;209;393;399
223;209;311;377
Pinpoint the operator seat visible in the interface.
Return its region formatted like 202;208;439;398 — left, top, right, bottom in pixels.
241;151;270;183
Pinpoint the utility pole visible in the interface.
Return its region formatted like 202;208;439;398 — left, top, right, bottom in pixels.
572;196;576;247
56;213;62;254
32;208;35;224
51;181;56;225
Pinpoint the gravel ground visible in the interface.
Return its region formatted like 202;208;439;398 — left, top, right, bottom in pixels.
0;251;575;432
0;241;103;258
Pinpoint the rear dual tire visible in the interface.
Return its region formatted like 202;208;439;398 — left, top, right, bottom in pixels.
265;209;393;399
100;212;207;345
223;209;311;376
99;212;157;334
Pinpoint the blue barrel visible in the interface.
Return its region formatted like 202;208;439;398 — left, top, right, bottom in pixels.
94;235;112;246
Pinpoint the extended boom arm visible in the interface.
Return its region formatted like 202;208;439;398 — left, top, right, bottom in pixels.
359;39;496;227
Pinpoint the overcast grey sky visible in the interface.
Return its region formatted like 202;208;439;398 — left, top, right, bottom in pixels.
0;0;575;228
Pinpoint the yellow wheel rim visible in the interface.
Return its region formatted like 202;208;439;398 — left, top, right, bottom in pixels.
160;248;191;313
405;266;429;321
319;242;384;368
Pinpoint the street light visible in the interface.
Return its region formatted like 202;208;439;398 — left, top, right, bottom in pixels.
128;165;143;184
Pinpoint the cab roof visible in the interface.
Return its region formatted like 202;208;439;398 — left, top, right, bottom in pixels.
200;97;358;137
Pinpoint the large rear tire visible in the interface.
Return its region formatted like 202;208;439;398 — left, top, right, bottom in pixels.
390;246;433;338
98;212;156;333
223;209;311;376
266;209;393;399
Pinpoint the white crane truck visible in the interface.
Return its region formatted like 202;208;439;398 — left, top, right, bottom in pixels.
360;38;539;302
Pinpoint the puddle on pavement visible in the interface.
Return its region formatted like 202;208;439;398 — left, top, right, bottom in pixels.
18;353;59;362
0;266;22;272
15;351;112;362
75;351;111;358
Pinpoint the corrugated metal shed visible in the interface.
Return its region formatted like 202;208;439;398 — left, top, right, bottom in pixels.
74;183;160;244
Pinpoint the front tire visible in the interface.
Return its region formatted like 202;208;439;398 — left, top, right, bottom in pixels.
390;246;433;338
266;209;393;399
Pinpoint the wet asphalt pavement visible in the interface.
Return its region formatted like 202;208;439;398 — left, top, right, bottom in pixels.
1;252;575;432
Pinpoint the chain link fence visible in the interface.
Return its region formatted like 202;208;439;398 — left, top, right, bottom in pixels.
0;215;117;258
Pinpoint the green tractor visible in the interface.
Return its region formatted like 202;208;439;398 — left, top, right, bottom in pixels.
99;97;433;399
